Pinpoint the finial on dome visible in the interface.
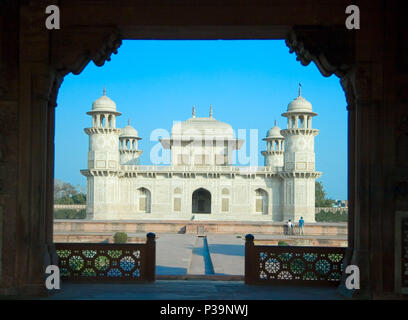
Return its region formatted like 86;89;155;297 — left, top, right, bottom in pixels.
128;118;130;126
192;105;196;118
209;105;213;118
274;120;277;126
103;87;106;96
298;83;301;97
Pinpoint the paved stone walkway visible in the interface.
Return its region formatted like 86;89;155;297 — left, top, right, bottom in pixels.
156;234;244;276
206;234;245;275
43;281;343;300
155;233;346;277
156;234;196;275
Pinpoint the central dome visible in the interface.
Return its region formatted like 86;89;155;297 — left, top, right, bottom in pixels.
171;117;234;139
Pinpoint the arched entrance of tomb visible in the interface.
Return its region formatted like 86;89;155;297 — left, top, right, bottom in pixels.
192;188;211;214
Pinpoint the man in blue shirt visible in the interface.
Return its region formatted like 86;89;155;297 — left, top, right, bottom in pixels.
298;217;305;235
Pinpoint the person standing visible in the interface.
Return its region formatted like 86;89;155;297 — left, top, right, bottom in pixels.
298;217;304;235
287;219;294;235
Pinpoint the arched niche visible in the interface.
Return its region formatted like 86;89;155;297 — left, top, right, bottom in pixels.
192;188;211;214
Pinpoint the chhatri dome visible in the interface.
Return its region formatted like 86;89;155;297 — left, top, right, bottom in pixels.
265;120;284;139
171;106;234;139
120;119;141;139
88;88;120;115
283;84;317;116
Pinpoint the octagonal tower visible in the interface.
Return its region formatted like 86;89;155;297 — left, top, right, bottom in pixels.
280;85;321;222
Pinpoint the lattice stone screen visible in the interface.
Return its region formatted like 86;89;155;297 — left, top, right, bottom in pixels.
55;233;155;282
245;234;346;286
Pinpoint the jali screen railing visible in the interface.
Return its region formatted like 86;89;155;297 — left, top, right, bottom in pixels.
245;234;346;286
55;232;156;282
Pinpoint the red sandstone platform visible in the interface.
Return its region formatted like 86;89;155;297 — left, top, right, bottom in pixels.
54;219;347;236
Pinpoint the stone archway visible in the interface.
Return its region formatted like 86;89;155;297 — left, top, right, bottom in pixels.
192;188;211;214
1;0;404;299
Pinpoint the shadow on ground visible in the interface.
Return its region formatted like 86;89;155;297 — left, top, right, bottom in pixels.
156;265;187;275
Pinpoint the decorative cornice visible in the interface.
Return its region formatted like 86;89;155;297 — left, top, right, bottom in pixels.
119;150;143;155
279;171;322;179
84;127;122;135
261;151;284;155
80;169;121;177
281;128;319;136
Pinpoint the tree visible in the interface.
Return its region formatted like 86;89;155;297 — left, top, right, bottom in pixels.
54;179;86;204
113;232;128;243
315;209;348;222
71;193;86;204
54;179;77;198
315;181;335;207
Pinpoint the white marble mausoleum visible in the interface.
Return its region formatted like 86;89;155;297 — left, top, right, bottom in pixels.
81;87;321;222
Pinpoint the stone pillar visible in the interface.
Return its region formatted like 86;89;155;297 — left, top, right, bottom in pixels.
0;3;60;296
0;2;20;294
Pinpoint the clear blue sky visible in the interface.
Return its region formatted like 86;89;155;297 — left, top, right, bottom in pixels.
55;40;347;199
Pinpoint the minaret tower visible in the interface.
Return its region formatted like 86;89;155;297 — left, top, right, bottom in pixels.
81;89;121;219
119;119;143;165
261;120;284;168
280;84;321;222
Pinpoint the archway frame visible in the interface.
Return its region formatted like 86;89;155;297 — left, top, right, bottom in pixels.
0;0;403;299
192;187;212;214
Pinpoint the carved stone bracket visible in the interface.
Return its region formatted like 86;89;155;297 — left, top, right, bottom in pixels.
340;72;356;111
285;27;354;79
49;28;123;108
340;64;373;111
91;32;123;68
